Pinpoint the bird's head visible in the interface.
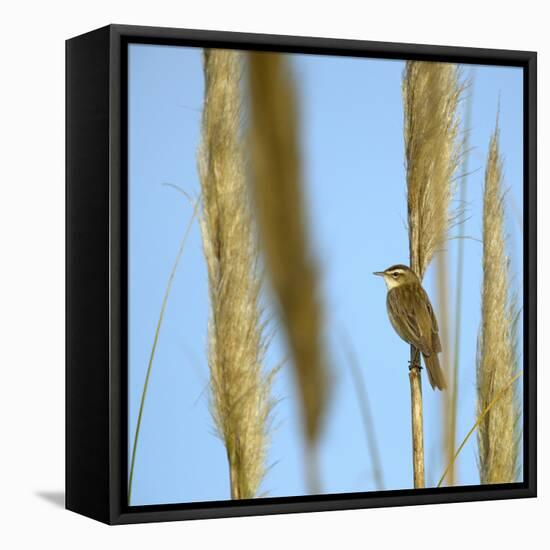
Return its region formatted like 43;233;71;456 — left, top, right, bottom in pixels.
373;264;418;290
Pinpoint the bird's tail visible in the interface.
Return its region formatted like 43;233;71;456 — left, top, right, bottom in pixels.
422;352;447;391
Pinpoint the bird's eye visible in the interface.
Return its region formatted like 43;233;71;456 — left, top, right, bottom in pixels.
392;272;399;278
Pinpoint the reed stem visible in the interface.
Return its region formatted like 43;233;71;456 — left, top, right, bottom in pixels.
403;60;462;489
409;348;425;488
437;248;452;485
448;70;475;487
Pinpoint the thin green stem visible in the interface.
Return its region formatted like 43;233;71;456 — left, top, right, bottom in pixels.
437;370;522;488
127;193;201;505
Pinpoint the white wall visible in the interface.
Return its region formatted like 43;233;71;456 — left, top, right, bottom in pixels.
0;1;546;547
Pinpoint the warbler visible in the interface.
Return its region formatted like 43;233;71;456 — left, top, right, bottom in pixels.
374;264;447;391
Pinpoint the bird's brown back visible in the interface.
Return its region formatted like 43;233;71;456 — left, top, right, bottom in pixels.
386;282;439;356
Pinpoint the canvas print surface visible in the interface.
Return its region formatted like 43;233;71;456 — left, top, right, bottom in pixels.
127;44;524;506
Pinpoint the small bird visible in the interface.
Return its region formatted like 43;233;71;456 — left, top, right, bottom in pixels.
374;264;447;390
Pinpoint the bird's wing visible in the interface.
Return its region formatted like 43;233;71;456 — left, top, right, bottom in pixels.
426;295;442;353
387;285;435;356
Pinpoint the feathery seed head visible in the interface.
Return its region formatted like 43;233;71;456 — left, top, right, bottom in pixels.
198;49;276;499
477;124;520;484
402;61;464;280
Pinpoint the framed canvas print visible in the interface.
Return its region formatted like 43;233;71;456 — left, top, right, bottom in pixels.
66;24;537;525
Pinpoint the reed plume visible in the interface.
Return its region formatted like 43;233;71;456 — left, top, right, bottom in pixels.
402;60;463;487
247;52;328;493
198;49;275;500
403;61;463;280
477;123;520;484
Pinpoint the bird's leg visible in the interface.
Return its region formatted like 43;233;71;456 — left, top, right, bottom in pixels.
408;348;422;371
408;360;422;371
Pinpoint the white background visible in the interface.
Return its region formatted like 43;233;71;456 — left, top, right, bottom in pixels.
0;0;546;547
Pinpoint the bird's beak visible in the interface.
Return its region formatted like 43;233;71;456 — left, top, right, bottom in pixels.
373;271;384;277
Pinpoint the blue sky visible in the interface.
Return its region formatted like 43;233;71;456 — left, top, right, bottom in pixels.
127;44;524;506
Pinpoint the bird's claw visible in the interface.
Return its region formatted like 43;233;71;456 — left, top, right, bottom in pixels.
408;359;422;371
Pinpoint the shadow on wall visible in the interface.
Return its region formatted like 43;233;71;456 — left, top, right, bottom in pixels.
35;491;65;509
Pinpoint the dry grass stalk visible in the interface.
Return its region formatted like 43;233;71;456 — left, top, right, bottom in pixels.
477;124;520;484
438;370;522;488
341;331;385;490
436;250;453;485
408;364;425;488
127;193;200;505
402;60;463;488
198;49;275;500
247;52;327;493
448;73;475;487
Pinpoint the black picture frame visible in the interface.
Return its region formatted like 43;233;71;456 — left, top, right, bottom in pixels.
66;23;537;525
